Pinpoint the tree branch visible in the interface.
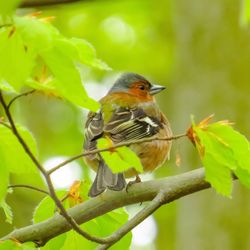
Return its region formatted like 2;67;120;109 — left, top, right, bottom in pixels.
96;191;166;250
19;0;83;8
0;91;108;245
1;168;211;246
0;90;187;247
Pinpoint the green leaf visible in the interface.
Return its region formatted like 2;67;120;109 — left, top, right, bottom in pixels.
59;228;96;250
0;200;13;224
206;123;250;170
0;124;38;174
34;191;67;249
41;234;66;250
25;78;59;95
0;241;19;250
20;242;36;250
116;146;143;172
15;16;59;53
0;148;12;224
195;127;237;170
0;0;21;16
97;138;143;173
0;150;8;203
41;48;100;111
36;182;131;250
191;117;250;197
70;38;111;70
204;153;233;197
55;37;111;71
0;80;17;93
33;196;56;224
0;27;35;91
234;168;250;188
0;241;36;250
33;191;66;223
1;16;108;111
240;0;250;26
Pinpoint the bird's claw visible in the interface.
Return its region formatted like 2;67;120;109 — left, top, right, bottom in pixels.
126;175;141;193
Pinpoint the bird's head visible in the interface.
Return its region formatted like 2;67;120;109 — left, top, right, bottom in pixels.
108;73;166;101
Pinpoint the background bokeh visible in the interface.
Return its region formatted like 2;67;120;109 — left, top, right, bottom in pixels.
1;0;250;249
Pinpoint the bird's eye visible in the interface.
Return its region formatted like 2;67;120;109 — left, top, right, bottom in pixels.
138;85;145;90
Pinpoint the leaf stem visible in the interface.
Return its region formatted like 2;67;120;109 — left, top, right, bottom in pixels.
7;90;36;110
8;184;50;196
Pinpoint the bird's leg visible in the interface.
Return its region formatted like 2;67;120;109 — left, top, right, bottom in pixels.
126;174;141;192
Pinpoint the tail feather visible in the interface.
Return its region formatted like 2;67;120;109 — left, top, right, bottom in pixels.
88;160;126;197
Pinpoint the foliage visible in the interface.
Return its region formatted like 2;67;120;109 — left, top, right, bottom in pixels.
0;0;21;17
32;182;131;250
0;124;37;221
0;1;250;250
0;14;109;111
188;115;250;197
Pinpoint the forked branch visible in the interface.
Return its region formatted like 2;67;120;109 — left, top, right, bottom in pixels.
0;90;207;249
1;168;212;247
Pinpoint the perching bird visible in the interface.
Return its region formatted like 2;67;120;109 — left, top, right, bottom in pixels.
84;73;172;197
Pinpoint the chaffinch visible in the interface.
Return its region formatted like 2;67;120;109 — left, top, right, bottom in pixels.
84;73;172;197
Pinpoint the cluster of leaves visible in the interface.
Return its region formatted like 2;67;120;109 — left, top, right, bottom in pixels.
0;3;132;249
0;1;250;250
0;125;38;223
188;115;250;197
0;0;111;221
0;0;111;111
0;182;131;250
0;13;111;110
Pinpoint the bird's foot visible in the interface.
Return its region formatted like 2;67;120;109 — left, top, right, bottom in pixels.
126;175;141;192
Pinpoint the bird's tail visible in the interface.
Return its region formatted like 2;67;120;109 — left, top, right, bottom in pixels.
88;159;126;197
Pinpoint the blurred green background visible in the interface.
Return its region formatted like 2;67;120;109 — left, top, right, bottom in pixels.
1;0;250;249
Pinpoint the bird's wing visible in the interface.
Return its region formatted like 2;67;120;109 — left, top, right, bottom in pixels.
84;111;104;152
104;107;163;143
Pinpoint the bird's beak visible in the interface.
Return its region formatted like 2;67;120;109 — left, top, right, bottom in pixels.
150;84;166;95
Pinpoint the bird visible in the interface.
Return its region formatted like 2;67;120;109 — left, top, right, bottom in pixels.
84;72;172;197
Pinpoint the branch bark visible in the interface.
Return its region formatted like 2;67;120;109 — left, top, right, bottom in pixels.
1;168;211;246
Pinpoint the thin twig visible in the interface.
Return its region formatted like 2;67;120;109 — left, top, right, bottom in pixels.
48;133;187;175
0;91;111;245
8;184;50;196
97;191;166;250
7;90;36;110
19;0;82;8
0;24;13;29
0;92;46;175
0;121;12;129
